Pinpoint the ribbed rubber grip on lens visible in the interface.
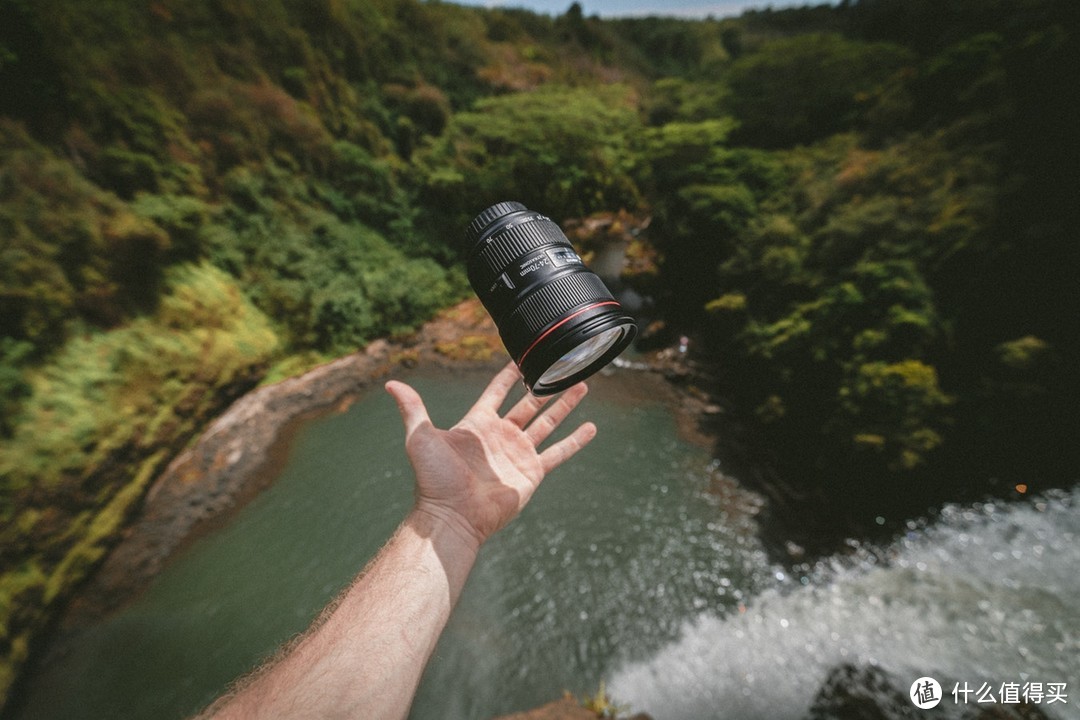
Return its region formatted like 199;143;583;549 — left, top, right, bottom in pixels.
472;219;572;282
507;271;614;339
465;201;526;247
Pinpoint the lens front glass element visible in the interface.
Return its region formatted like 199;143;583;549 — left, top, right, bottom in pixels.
535;326;626;387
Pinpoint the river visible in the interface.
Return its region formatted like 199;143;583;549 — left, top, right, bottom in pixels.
9;364;1078;719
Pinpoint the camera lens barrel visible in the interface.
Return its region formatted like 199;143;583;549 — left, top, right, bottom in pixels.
466;201;637;395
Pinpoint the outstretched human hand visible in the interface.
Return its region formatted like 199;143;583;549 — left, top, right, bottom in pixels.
198;363;597;720
385;362;596;550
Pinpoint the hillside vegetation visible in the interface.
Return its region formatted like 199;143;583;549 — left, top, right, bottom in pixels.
1;0;1077;708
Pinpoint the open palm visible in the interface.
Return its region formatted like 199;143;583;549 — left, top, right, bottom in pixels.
385;363;596;548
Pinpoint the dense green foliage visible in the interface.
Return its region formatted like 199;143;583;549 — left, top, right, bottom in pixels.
0;262;280;699
416;83;643;233
635;0;1079;526
0;0;1077;709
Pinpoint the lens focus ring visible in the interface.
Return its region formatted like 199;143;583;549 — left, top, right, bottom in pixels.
505;271;614;340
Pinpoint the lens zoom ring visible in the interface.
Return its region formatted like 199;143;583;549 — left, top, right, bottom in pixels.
509;272;614;338
473;220;572;281
465;201;526;246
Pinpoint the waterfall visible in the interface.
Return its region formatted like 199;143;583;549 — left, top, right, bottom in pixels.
610;488;1080;720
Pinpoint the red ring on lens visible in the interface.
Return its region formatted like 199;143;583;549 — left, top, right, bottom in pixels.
515;301;621;368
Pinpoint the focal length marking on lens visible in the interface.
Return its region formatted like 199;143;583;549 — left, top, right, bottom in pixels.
519;248;583;276
486;248;585;297
471;218;571;285
520;255;550;276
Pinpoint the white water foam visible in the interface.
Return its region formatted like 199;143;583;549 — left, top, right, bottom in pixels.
610;488;1080;720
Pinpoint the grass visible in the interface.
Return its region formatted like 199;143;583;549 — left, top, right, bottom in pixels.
0;263;280;708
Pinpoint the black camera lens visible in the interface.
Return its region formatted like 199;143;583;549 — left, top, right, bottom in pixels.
466;201;637;395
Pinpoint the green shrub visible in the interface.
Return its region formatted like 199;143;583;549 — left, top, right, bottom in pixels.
0;262;280;706
0;262;278;494
206;177;464;353
416;84;643;232
0;339;32;436
0;122;172;347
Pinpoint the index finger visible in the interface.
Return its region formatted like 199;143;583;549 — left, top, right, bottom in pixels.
469;361;523;414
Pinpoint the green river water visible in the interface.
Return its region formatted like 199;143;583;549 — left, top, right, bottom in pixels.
10;364;1079;719
11;365;770;719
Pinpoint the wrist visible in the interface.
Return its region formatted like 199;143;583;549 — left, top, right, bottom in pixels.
407;503;484;558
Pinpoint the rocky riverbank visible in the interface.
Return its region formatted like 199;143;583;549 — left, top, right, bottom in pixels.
59;299;508;625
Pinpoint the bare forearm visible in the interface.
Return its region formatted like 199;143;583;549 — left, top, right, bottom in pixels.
201;367;594;719
205;509;478;720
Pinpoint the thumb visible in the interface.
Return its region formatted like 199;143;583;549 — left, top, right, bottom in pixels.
385;380;431;438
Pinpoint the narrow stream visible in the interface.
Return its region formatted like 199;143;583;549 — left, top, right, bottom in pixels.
9;364;1078;719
